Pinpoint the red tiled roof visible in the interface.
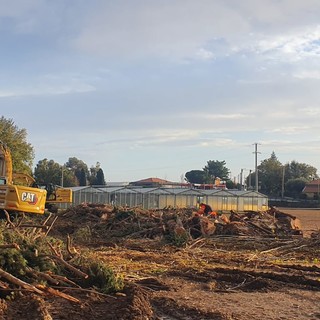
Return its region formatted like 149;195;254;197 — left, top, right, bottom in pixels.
132;177;173;184
302;179;320;193
306;179;320;185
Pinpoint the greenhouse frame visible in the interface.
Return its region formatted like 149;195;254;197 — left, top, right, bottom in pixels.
67;186;268;212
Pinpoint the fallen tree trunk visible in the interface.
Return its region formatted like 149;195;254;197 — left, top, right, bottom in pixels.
0;267;43;294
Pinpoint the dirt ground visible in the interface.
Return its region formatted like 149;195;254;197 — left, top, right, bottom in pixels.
1;207;320;320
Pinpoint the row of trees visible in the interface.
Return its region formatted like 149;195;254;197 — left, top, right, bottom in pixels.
1;116;318;197
34;158;106;187
0;117;106;187
185;153;318;199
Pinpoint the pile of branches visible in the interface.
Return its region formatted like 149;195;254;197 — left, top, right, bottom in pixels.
57;204;303;245
221;206;303;238
0;210;124;303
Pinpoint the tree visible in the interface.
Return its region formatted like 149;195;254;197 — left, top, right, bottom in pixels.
78;168;87;186
66;157;89;186
185;170;207;184
285;178;308;199
251;152;318;197
203;160;230;182
257;152;283;196
88;162;106;185
34;159;62;185
96;168;106;185
0;116;34;174
34;159;77;187
286;161;318;181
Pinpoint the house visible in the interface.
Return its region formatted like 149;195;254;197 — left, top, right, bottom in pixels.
302;179;320;199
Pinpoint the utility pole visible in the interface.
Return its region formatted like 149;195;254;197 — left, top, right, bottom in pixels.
61;165;64;187
253;143;260;192
281;165;285;198
240;169;243;190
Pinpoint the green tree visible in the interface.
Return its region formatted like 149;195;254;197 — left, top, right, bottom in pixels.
0;116;34;173
79;168;87;186
34;159;62;185
286;161;318;181
203;160;230;182
66;157;89;186
185;170;207;184
285;178;308;199
34;159;77;187
88;162;106;185
96;168;106;185
257;152;282;196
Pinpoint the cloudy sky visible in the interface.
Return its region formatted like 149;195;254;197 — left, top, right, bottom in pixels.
1;0;320;182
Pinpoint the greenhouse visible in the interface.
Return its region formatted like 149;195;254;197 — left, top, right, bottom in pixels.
67;186;268;212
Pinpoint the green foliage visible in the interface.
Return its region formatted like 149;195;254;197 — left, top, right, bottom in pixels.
0;116;34;173
84;262;124;293
185;160;230;184
67;157;89;186
203;160;230;182
0;249;27;276
79;168;87;186
73;226;92;244
88;162;106;185
258;152;283;196
34;159;63;185
34;159;78;187
185;170;207;184
96;168;106;185
0;221;63;277
167;232;189;247
286;161;318;181
250;152;318;197
285;178;308;199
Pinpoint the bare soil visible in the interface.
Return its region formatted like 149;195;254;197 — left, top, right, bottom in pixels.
1;208;320;320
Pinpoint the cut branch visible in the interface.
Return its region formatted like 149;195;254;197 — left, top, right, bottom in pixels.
0;267;43;294
41;255;88;279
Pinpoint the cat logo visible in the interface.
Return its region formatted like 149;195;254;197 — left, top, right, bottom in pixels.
21;192;38;204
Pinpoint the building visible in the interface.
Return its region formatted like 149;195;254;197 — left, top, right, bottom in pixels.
302;179;320;199
67;185;268;212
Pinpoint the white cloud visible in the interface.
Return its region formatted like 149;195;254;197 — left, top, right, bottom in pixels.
294;70;320;79
0;73;96;98
195;48;214;60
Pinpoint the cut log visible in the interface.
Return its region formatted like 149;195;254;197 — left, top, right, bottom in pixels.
0;267;43;294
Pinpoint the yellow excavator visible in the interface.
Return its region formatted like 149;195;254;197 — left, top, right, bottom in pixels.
0;141;72;215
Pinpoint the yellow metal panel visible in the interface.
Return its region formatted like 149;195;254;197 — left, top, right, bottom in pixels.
0;185;47;214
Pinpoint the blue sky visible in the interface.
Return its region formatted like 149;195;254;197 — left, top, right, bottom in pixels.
1;0;320;182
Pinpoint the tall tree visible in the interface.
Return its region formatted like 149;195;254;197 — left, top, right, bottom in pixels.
34;159;62;185
34;159;77;187
203;160;230;182
0;116;34;173
96;168;106;185
79;168;87;186
88;162;106;185
257;152;283;196
65;157;89;186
